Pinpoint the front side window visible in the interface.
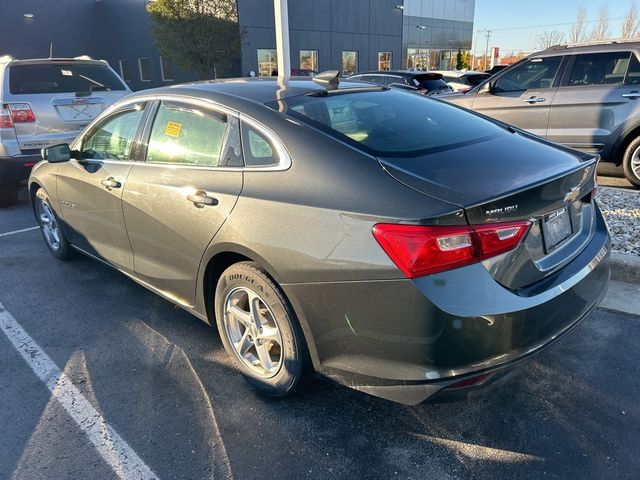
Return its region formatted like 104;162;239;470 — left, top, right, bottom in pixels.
241;121;280;167
342;51;358;76
378;52;392;71
138;57;152;82
300;50;318;72
494;56;563;92
568;52;631;87
257;49;278;77
147;102;228;167
270;89;506;157
82;107;145;161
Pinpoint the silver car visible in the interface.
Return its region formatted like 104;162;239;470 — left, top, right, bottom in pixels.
442;41;640;188
0;55;131;206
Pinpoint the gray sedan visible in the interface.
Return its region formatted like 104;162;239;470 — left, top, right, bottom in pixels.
29;75;610;404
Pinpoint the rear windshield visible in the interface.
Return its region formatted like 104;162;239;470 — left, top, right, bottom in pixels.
411;74;449;91
9;63;127;95
269;89;506;157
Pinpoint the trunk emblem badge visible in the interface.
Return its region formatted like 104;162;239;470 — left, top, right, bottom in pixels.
485;205;518;216
564;186;581;203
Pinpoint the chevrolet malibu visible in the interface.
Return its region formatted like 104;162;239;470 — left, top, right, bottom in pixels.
28;74;610;405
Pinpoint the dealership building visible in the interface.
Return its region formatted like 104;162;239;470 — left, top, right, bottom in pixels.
0;0;475;90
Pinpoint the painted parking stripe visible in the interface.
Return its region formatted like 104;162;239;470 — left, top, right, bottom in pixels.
0;302;159;480
0;226;39;238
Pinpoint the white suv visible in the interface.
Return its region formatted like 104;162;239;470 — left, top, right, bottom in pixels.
0;55;131;206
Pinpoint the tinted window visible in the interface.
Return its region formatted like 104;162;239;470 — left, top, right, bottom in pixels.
412;74;449;91
568;52;631;86
271;89;506;157
241;122;279;167
147;102;228;166
495;57;562;92
9;63;127;94
627;54;640;85
82;107;144;161
466;74;491;86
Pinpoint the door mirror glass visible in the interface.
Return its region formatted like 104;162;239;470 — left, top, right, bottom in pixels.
42;143;71;163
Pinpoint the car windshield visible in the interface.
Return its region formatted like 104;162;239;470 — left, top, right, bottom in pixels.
269;89;506;157
9;63;127;94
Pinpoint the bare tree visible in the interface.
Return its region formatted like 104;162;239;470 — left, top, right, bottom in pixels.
622;3;640;38
538;31;566;49
589;6;610;41
569;3;587;44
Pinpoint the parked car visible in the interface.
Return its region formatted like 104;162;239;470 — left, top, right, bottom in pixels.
485;65;510;75
30;74;610;405
442;41;640;187
0;55;131;206
433;70;492;92
347;70;453;95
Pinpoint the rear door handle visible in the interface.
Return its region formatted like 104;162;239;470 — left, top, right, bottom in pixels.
622;91;640;99
101;177;121;189
524;96;546;104
187;191;219;208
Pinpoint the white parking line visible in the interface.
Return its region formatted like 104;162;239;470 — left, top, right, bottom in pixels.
0;226;39;238
0;302;159;480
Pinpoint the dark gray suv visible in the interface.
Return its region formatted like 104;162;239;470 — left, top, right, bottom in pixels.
443;41;640;187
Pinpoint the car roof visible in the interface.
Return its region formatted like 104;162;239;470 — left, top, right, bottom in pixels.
357;70;440;77
535;40;640;57
125;77;380;106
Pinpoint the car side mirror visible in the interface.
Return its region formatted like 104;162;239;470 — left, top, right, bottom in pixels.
42;143;71;163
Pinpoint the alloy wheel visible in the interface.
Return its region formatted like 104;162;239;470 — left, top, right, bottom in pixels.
38;200;60;251
632;146;640;182
223;286;283;378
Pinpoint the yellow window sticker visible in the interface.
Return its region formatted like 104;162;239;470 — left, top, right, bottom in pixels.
165;121;182;138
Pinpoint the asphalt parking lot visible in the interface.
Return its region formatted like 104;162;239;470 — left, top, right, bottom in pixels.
1;186;638;480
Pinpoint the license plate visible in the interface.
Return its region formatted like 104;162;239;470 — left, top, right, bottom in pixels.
542;206;572;252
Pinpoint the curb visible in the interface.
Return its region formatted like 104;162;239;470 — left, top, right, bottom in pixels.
610;252;640;284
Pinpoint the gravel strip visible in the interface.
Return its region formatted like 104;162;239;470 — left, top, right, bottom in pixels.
597;187;640;256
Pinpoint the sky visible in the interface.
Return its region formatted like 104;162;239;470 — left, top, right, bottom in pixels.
472;0;638;54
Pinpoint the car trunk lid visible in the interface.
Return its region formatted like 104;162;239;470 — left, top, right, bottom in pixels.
379;132;599;289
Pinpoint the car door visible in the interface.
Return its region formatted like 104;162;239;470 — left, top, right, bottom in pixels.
471;55;565;136
547;51;640;155
55;102;148;271
121;99;243;307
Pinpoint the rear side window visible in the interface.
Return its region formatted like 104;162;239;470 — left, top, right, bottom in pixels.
146;102;228;167
568;52;631;86
494;57;563;92
82;107;145;161
9;63;127;94
241;121;280;167
627;54;640;85
271;89;506;157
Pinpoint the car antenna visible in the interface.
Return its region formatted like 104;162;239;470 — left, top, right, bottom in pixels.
313;70;340;90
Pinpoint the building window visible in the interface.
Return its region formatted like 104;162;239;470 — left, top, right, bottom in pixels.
257;49;278;77
378;52;392;71
342;51;358;76
300;50;318;72
118;59;131;82
138;57;151;82
160;57;175;82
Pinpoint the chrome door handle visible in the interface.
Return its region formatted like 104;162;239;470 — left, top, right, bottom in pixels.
101;177;121;189
524;96;546;104
187;191;218;208
622;91;640;99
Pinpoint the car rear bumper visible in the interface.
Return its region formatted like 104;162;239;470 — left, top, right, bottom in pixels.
0;153;41;185
284;205;611;405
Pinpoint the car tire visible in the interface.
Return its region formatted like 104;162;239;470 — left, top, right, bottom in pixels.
622;136;640;188
0;184;18;208
35;188;72;260
214;261;309;397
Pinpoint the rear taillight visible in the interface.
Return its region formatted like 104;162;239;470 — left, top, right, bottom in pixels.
8;103;35;123
0;108;13;129
372;221;531;278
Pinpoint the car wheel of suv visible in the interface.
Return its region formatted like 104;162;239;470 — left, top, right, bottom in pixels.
622;137;640;188
35;188;71;260
0;184;18;208
214;261;308;397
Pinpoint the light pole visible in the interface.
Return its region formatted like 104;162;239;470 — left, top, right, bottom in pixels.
530;32;541;53
274;0;290;82
483;30;491;71
471;28;484;70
